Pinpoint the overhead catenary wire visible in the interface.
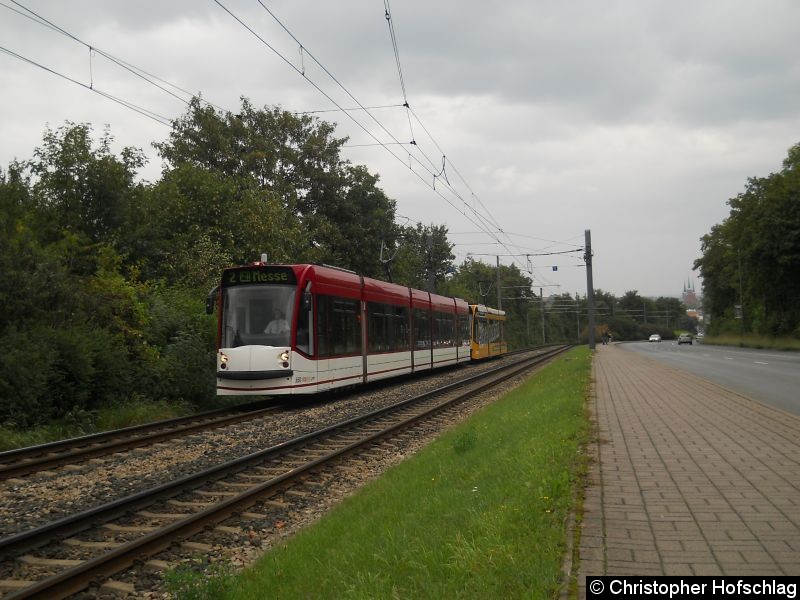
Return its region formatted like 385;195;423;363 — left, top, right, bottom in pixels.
5;0;576;289
0;45;172;126
2;0;462;264
294;103;406;115
382;0;417;153
252;0;452;184
12;0;543;283
377;10;543;276
217;0;519;262
2;0;228;113
247;0;522;255
375;3;547;278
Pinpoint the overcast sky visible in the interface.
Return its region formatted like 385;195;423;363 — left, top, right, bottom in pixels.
2;0;799;298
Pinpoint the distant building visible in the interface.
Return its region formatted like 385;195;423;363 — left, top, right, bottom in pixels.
682;279;699;309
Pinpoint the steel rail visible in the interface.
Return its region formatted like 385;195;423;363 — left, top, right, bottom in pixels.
0;404;280;481
0;345;550;480
1;345;570;599
0;345;566;555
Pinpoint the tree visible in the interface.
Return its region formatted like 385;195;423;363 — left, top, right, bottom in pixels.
154;98;399;275
390;223;455;290
694;142;800;337
311;164;399;278
27;124;144;246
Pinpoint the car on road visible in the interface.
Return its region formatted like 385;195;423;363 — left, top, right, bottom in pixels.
649;334;661;342
677;333;693;345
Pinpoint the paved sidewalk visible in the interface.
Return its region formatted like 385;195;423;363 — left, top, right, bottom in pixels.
577;344;800;597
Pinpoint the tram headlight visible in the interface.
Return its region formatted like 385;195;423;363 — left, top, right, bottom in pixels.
219;353;229;369
279;351;290;362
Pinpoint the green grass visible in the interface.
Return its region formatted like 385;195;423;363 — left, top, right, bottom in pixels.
0;397;193;452
703;333;800;351
179;347;591;600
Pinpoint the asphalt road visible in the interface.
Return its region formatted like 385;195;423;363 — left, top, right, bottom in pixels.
619;340;800;416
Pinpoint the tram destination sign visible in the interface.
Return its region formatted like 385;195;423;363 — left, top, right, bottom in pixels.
224;266;297;286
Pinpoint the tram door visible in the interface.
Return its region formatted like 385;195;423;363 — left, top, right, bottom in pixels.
296;285;328;392
312;292;331;391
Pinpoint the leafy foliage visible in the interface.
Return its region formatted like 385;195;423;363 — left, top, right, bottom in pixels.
694;143;800;337
0;100;448;430
1;96;710;432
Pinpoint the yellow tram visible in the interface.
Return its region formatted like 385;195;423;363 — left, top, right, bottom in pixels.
469;304;508;360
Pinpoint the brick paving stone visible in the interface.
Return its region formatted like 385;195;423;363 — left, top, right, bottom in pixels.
573;345;800;597
655;540;682;552
692;563;724;576
663;563;695;575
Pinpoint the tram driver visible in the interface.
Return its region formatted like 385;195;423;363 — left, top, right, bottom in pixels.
264;308;290;334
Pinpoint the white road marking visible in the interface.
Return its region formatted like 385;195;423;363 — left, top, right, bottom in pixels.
724;357;734;360
754;361;769;365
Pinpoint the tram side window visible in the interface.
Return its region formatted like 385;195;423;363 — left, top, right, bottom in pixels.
476;316;491;345
317;295;361;357
297;299;312;356
457;314;470;346
368;303;410;352
432;311;455;348
316;295;330;357
484;319;499;344
413;308;431;349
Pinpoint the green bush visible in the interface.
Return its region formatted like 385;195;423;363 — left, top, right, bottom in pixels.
0;325;134;428
145;287;217;405
0;327;60;427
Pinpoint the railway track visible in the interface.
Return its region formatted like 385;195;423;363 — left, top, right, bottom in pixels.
0;347;545;483
0;345;570;598
0;403;284;481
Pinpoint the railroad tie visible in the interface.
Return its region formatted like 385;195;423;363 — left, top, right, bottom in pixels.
182;541;214;553
235;474;274;482
100;580;136;596
358;452;386;460
284;490;308;498
101;523;157;534
144;560;172;572
215;525;243;535
167;499;215;509
18;555;83;567
137;510;190;520
63;538;122;549
193;490;240;498
240;512;268;520
0;579;37;591
254;466;284;475
216;481;256;489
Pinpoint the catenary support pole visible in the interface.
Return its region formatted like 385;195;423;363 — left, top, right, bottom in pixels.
496;255;502;310
585;229;596;350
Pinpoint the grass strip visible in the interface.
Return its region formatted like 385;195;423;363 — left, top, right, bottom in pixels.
703;333;800;351
0;398;191;451
184;347;591;599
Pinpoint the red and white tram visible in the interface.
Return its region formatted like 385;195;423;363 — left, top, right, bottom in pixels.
209;263;472;395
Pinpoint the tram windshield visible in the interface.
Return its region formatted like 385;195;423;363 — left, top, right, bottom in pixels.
221;285;296;348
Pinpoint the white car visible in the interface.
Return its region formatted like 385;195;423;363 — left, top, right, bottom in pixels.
648;334;661;342
677;333;693;345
